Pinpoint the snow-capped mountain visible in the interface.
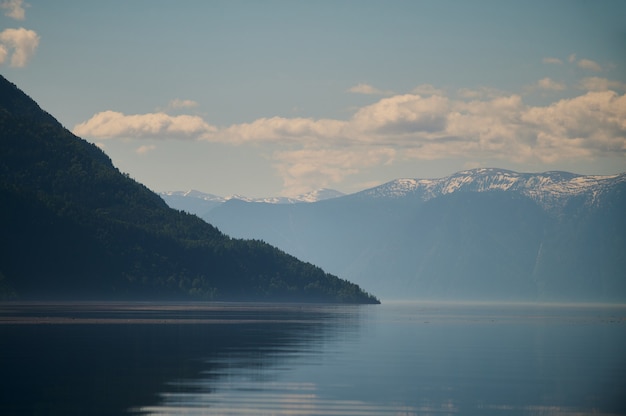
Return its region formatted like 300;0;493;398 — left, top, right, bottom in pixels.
160;188;344;217
293;188;346;203
159;190;226;217
161;189;224;200
203;168;626;302
353;168;626;212
229;188;345;204
164;168;626;216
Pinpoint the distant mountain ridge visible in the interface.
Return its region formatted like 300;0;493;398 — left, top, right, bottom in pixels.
352;168;625;213
165;168;626;302
0;75;378;303
355;168;626;213
160;188;344;216
163;168;625;217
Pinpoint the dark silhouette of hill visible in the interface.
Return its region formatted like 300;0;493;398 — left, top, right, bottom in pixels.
0;75;378;303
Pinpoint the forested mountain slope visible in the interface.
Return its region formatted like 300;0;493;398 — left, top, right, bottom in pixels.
0;75;378;304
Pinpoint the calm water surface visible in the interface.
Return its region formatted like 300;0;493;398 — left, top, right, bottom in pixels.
0;301;624;415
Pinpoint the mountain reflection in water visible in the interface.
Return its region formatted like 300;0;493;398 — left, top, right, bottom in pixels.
1;301;625;416
0;302;358;416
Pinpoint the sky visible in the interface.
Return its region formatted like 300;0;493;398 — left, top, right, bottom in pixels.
1;0;625;197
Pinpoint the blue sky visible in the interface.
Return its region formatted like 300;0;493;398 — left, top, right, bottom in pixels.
2;0;625;197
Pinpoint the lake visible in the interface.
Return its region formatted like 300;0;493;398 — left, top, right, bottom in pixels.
0;301;624;415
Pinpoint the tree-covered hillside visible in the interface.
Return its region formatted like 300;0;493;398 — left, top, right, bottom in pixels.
0;75;378;303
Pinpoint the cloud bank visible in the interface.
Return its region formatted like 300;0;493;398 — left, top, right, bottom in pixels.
579;77;626;92
73;110;217;140
74;86;626;195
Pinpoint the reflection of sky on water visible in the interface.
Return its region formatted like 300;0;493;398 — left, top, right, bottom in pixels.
133;302;626;416
1;302;624;416
138;381;423;415
0;302;367;416
137;380;624;416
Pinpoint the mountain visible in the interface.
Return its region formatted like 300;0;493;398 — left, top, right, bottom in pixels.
0;75;378;304
351;168;623;213
160;188;344;217
193;168;626;302
159;190;226;218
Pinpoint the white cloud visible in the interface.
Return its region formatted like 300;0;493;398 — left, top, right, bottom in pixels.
577;58;602;72
273;91;623;191
347;83;393;96
136;145;156;155
1;0;27;20
73;110;217;140
168;98;198;109
567;54;603;73
456;86;506;99
273;147;396;196
216;116;348;144
0;44;7;64
521;91;626;161
542;57;563;65
351;94;450;137
578;77;626;92
0;27;39;67
536;77;566;91
444;95;529;161
76;88;626;195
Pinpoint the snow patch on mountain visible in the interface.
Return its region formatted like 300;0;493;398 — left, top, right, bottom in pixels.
161;188;345;206
354;168;626;212
161;190;225;202
161;168;624;216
